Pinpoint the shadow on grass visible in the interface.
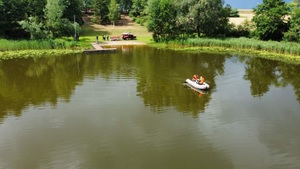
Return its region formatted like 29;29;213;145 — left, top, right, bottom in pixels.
80;25;110;37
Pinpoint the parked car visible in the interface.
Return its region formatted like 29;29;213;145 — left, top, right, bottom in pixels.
122;32;136;40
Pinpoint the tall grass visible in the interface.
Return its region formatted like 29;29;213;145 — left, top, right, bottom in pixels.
0;39;77;51
171;37;300;56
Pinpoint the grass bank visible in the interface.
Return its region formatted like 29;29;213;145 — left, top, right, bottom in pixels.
0;39;83;60
0;39;78;51
160;38;300;64
171;38;300;55
0;49;82;60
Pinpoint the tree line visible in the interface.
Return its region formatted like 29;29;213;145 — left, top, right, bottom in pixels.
0;0;83;39
0;0;299;43
145;0;300;43
0;0;131;39
0;0;125;39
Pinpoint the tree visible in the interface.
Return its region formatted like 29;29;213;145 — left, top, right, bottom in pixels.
284;0;300;42
44;0;64;37
129;0;147;25
108;0;120;25
147;0;177;42
44;0;75;38
82;0;93;14
63;0;84;25
176;1;196;39
93;0;110;24
117;0;132;13
24;0;47;20
18;17;48;39
252;0;289;41
0;0;48;39
130;0;147;17
176;0;229;38
0;0;28;38
0;1;5;37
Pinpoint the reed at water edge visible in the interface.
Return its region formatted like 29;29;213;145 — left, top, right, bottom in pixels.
0;39;77;51
171;37;300;56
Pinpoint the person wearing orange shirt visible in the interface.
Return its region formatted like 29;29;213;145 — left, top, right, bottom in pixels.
192;75;199;81
199;76;205;85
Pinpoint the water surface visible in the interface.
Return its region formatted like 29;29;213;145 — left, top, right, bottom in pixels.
0;46;300;169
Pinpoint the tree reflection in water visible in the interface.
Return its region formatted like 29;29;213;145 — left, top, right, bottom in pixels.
0;47;300;121
243;57;300;101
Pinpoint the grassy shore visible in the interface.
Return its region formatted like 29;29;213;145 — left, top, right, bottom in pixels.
0;38;83;59
166;38;300;63
0;49;83;60
0;39;80;50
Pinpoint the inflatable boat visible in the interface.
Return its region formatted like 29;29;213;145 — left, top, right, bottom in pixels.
185;79;210;90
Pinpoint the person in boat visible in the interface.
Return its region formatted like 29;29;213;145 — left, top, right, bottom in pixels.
199;76;205;85
192;75;199;81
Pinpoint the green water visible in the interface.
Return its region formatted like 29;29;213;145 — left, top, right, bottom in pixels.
0;46;300;169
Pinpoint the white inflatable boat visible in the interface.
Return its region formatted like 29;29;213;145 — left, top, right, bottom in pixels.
185;79;210;90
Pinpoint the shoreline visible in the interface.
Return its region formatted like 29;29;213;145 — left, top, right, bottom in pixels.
167;46;300;64
1;43;299;65
99;41;147;46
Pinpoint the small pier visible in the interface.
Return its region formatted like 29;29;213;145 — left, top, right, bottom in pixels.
83;43;117;54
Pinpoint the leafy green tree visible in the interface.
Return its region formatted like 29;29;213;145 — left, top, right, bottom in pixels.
0;0;47;39
0;0;28;38
82;0;93;13
175;1;195;39
130;0;147;17
93;0;110;24
24;0;47;19
117;0;132;13
129;0;147;25
44;0;64;37
0;0;82;39
284;0;300;42
252;0;289;41
18;17;48;39
177;0;229;38
63;0;84;25
108;0;120;25
44;0;75;38
147;0;177;42
0;1;4;37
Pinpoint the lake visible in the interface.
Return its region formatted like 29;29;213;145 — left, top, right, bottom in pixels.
0;46;300;169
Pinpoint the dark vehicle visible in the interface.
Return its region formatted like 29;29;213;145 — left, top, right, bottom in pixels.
122;32;136;40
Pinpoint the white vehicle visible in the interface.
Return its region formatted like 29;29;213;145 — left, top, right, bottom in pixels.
185;79;210;90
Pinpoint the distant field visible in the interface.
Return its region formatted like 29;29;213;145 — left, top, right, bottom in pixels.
229;9;254;25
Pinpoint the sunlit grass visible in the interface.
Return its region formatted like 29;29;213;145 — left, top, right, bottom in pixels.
0;39;77;51
166;37;300;64
170;37;300;56
0;49;82;60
